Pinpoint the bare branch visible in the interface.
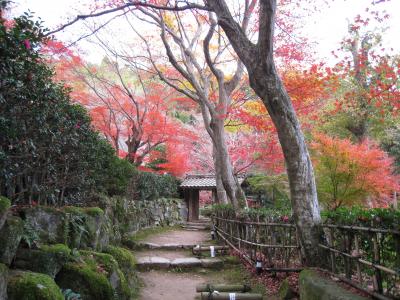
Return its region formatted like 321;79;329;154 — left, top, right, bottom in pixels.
46;1;210;36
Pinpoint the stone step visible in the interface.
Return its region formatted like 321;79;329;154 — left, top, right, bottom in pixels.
136;256;223;271
185;221;210;226
137;242;201;250
181;225;208;230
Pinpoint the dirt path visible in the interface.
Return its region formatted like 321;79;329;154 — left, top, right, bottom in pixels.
142;229;209;245
135;227;266;299
137;228;211;299
139;270;206;300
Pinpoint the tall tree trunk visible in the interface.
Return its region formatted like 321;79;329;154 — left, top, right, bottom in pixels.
207;0;321;266
211;117;245;208
213;145;228;204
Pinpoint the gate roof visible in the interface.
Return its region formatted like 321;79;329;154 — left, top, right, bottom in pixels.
180;174;245;190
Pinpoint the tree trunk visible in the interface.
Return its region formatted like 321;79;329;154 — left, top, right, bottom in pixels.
211;117;245;209
213;145;228;204
207;0;321;266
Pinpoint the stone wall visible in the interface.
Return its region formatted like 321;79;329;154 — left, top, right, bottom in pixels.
0;196;186;299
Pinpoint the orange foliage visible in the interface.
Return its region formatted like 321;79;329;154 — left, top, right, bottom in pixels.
311;132;399;209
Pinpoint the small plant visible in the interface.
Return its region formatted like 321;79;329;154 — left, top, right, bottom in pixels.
62;289;82;300
21;222;39;248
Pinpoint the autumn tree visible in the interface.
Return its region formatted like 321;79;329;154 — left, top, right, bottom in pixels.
115;5;259;208
45;41;196;172
311;133;398;209
323;11;400;142
48;0;325;264
204;0;322;264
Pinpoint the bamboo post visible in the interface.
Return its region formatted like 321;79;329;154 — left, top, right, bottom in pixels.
354;234;363;285
372;232;383;293
328;228;336;273
199;292;263;300
395;233;400;275
237;220;241;249
196;284;251;293
344;231;351;279
193;245;229;254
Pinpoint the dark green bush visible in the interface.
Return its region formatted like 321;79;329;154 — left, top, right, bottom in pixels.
210;203;292;223
0;12;134;205
244;174;291;211
321;206;400;230
127;170;179;201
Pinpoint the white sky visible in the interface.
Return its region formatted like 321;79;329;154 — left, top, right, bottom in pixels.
8;0;400;64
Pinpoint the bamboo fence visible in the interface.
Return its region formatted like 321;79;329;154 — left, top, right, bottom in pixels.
212;213;400;300
319;224;400;300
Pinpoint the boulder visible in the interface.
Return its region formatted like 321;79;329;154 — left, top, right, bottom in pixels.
0;263;8;300
98;207;114;249
56;262;114;300
56;250;130;300
22;206;108;250
0;216;24;265
23;207;65;244
13;244;71;278
7;270;63;300
278;278;297;300
299;269;368;300
79;208;105;250
103;246;139;299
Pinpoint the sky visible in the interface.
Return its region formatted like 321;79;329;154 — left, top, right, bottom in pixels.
8;0;400;64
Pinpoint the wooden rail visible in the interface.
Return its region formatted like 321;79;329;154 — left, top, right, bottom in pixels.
212;214;400;299
213;215;302;273
319;224;400;299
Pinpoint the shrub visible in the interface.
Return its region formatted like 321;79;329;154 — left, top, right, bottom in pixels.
0;12;134;205
210;203;292;223
322;206;400;230
127;170;179;201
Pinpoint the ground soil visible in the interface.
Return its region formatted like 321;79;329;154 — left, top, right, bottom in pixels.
142;229;209;245
138;270;207;300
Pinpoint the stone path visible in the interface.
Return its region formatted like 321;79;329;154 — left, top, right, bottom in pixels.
135;221;233;299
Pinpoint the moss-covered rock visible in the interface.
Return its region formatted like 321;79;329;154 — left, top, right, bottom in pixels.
21;206;110;250
99;207;114;249
0;196;11;231
103;246;139;298
7;270;63;300
299;269;368;300
62;206;107;250
83;213;104;250
80;250;130;300
56;250;130;300
83;207;104;217
0;216;24;265
0;196;10;215
13;244;71;278
22;206;66;244
56;262;114;300
278;278;297;300
0;263;8;300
